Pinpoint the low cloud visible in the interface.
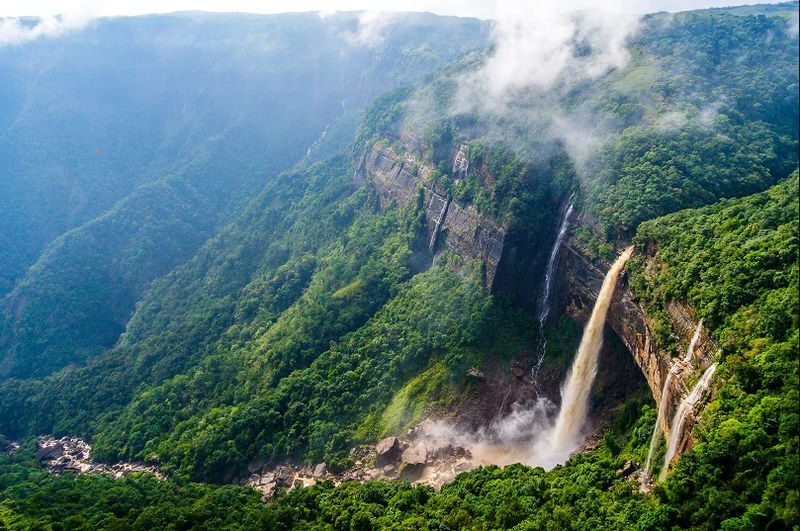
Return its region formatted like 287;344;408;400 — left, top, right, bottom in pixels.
457;0;640;109
344;11;395;47
0;14;91;47
396;0;644;175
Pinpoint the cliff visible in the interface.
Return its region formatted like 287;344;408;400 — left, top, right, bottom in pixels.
560;235;716;453
354;144;506;289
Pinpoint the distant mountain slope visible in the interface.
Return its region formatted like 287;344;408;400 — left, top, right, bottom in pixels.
0;11;490;379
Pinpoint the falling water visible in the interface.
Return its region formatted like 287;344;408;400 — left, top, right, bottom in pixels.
548;246;634;453
532;196;574;381
659;362;718;481
644;320;703;476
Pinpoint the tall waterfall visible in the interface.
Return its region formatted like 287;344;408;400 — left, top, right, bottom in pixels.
548;246;634;453
644;320;703;476
659;362;718;481
532;196;574;381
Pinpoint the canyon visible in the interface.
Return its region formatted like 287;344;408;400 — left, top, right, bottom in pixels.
357;141;719;469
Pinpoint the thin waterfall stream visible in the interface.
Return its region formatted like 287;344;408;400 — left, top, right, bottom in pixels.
533;196;574;382
659;362;718;481
644;320;703;477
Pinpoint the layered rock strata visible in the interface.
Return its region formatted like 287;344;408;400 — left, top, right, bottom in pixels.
561;238;716;451
355;145;505;288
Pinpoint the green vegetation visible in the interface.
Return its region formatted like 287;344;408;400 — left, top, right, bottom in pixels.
0;11;490;380
0;156;538;482
2;438;658;530
0;6;798;530
3;157;793;531
627;172;799;528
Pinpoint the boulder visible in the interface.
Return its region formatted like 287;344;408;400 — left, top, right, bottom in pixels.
274;467;292;486
313;463;327;477
401;444;427;466
375;437;400;466
617;461;637;477
36;443;64;462
467;368;486;381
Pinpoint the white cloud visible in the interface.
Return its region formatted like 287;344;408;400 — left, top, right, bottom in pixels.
343;10;395;47
0;14;91;46
458;0;640;106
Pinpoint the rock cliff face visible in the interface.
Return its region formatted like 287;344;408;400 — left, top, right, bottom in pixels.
354;144;506;289
355;142;713;462
559;235;716;449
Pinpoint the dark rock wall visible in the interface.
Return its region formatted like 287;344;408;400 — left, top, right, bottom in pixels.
355;144;506;289
560;235;716;445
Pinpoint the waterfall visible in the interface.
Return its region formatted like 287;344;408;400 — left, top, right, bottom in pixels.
452;144;469;178
548;246;634;453
659;362;717;481
644;320;703;476
532;196;574;382
537;196;575;325
428;198;450;253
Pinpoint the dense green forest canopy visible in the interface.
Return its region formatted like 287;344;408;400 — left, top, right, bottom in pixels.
1;173;796;528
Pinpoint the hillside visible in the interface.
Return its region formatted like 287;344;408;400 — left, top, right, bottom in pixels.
1;169;795;530
0;11;490;379
0;4;798;530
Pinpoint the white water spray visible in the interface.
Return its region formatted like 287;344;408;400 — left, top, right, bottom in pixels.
545;246;634;456
533;196;574;381
644;320;703;476
659;362;717;481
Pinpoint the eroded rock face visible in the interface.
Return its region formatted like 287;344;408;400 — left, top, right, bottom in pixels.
560;237;716;451
355;145;505;289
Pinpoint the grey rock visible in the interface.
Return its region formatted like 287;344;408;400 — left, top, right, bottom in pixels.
36;443;64;461
375;437;401;466
401;444;427;466
467;368;485;380
313;463;327;477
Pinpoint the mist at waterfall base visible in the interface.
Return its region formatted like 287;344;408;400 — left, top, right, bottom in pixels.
417;247;635;472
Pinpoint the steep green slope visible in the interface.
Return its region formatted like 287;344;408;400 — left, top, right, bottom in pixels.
628;171;799;527
0;12;491;379
0;148;556;482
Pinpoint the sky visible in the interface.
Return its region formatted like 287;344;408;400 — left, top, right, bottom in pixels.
0;0;769;18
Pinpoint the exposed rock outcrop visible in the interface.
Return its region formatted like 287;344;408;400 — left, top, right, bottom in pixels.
355;144;505;288
245;418;481;498
1;440;19;455
560;236;716;454
35;436;165;480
